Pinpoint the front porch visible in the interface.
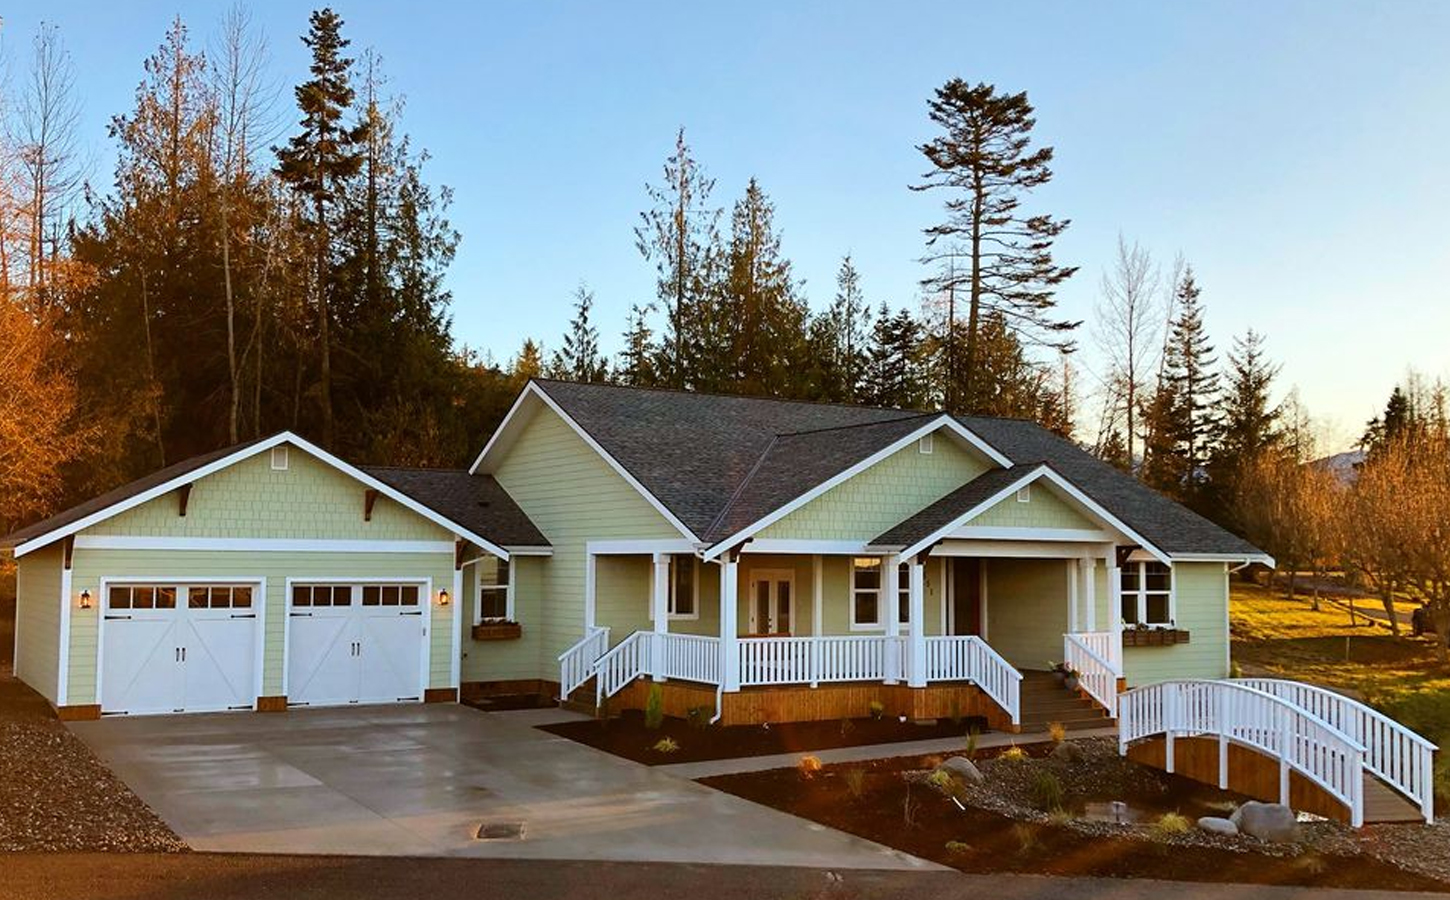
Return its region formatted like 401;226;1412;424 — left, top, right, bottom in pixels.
562;540;1130;729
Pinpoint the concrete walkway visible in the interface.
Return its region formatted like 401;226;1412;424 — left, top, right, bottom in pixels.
660;725;1118;779
69;704;938;870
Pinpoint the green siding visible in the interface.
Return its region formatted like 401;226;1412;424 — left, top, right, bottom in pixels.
460;555;545;683
1123;561;1229;685
983;558;1071;669
87;446;450;542
15;545;63;705
493;406;683;662
970;483;1100;531
67;548;456;703
757;436;990;541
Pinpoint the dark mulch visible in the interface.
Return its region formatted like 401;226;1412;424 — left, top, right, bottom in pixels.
0;676;187;852
540;708;988;765
700;749;1450;892
464;692;559;712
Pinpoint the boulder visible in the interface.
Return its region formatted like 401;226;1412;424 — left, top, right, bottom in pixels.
1049;741;1082;762
1197;816;1239;836
935;756;984;784
1230;802;1300;842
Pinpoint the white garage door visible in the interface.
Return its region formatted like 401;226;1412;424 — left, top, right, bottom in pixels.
287;582;426;707
100;582;260;715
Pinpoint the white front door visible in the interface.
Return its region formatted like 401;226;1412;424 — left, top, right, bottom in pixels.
100;582;259;715
748;569;795;636
288;582;425;707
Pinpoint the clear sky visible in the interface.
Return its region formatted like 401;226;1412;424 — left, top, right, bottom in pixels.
12;1;1450;452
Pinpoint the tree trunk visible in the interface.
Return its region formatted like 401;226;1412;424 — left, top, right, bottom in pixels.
1382;587;1401;637
139;270;166;467
221;195;239;444
315;197;333;448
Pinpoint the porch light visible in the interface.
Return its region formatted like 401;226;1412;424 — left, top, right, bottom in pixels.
438;589;450;607
79;590;92;610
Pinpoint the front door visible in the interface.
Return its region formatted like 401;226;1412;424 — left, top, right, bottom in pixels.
950;558;983;636
748;569;795;636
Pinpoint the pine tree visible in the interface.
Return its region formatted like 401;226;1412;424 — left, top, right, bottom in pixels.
1097;430;1131;472
1209;329;1281;525
511;338;544;387
617;303;657;387
864;304;926;409
274;7;367;448
719;177;807;396
1139;268;1219;503
822;254;872;401
550;283;607;382
913;79;1079;413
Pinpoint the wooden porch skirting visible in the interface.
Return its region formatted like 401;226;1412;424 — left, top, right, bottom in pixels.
1126;735;1349;823
460;679;561;703
611;679;1016;731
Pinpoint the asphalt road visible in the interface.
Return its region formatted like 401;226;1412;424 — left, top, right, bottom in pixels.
3;854;1444;900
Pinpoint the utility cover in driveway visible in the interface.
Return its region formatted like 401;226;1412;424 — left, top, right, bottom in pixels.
475;822;524;840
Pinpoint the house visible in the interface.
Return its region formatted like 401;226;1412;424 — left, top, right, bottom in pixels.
2;379;1271;727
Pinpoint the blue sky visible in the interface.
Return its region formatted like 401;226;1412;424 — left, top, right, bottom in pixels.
14;1;1450;451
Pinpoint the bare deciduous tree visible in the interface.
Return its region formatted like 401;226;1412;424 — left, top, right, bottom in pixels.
1092;235;1162;469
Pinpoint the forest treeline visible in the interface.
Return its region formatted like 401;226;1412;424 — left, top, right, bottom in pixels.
0;5;1390;576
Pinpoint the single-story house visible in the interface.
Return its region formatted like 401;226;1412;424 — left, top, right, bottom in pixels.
2;379;1272;727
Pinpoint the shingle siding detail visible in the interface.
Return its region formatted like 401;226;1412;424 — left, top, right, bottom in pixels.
15;544;63;705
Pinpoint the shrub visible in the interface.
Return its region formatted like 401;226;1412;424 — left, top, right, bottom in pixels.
842;768;867;798
1012;822;1039;854
1047;807;1075;827
1030;771;1065;812
1229;659;1243;679
944;840;971;855
798;755;823;779
999;744;1027;763
686;705;711;730
964;727;979;759
644;683;665;731
1151;812;1192;836
1046;721;1067;743
927;769;957;794
902;783;919;827
653;737;680;754
868;700;885;720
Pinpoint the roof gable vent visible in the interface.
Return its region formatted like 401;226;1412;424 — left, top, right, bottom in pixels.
271;446;289;471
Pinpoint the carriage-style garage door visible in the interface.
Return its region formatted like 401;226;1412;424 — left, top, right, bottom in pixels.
100;581;260;715
286;582;427;707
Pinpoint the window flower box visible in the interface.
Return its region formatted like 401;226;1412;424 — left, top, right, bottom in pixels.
1122;627;1189;647
472;621;522;641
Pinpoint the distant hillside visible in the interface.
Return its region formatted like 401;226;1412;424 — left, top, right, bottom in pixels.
1314;449;1365;484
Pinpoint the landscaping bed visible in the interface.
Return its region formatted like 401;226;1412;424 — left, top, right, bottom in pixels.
0;676;186;852
540;708;988;764
700;738;1450;891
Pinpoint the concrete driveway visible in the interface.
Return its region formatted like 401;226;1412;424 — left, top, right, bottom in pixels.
69;704;936;870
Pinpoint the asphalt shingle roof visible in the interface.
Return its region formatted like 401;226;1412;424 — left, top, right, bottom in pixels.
871;464;1043;549
533;379;1264;558
362;467;548;548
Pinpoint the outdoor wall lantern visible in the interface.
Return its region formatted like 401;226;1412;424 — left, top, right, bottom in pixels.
79;590;92;610
438;589;450;607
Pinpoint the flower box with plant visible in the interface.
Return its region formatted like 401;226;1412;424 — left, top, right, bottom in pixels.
472;620;523;641
1121;621;1190;646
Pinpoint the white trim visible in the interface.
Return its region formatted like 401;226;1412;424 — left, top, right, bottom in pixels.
586;538;697;556
474;556;514;624
812;555;823;638
939;526;1117;544
741;539;869;555
472;383;697;540
281;576;432;704
1170;552;1276;566
848;556;886;632
15;432;511;561
450;564;463;689
1016;485;1032;503
746;567;797;635
703;415;1012;561
73;535;456;554
58;566;72;707
918;433;934;455
503;546;553;556
1120;560;1174;626
584;552;597;629
270;446;289;470
980;559;990;641
930;539;1108;559
95;575;267;714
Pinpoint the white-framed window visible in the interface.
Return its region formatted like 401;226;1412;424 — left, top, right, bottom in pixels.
852;558;881;628
896;563;910;624
1121;561;1173;625
108;584;178;610
476;557;512;623
271;445;289;470
187;584;254;609
919;433;934;454
291;584;353;607
669;555;697;619
1016;485;1032;503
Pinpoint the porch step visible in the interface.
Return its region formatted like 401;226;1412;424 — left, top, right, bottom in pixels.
1018;670;1114;734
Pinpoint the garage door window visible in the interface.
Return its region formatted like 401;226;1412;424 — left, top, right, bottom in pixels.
188;585;253;609
292;584;353;607
361;584;420;606
109;585;177;610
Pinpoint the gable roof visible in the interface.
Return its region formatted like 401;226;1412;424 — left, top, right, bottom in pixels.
872;465;1042;550
362;467;549;549
509;380;1267;561
0;432;533;560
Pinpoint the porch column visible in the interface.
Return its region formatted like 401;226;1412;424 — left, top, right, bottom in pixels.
883;554;901;684
651;553;670;681
907;559;927;687
1107;553;1123;671
1083;555;1097;632
719;556;740;692
1066;559;1079;634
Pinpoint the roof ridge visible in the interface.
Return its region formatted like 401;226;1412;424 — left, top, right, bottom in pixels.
532;377;941;418
773;412;939;438
702;435;782;541
364;464;471;474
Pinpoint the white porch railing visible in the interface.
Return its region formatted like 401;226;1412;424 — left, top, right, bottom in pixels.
1064;632;1119;718
655;633;721;684
595;631;651;703
1072;630;1121;674
1120;679;1367;827
1235;678;1437;822
738;635;905;687
925;635;1022;725
558;626;610;698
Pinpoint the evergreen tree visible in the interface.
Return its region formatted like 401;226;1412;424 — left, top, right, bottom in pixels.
913;79;1079;413
1209;329;1281;525
864;304;926;409
511;338;544;387
821;254;872;401
617;303;657;387
634;128;721;389
1097;430;1131;472
1139;268;1219;504
549;283;608;382
1362;385;1414;455
274;7;367;448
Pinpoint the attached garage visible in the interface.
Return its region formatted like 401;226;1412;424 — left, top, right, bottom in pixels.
286;581;427;706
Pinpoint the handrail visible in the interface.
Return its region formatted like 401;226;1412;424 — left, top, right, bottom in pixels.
1064;633;1118;718
1120;679;1367;826
738;634;904;687
557;626;609;698
1234;677;1436;822
925;635;1022;725
655;633;721;684
595;632;650;703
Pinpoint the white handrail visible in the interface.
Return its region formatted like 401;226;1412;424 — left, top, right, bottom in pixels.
655;633;721;684
738;635;905;686
1235;678;1437;823
595;632;650;703
558;626;610;698
1064;633;1118;718
1072;630;1121;675
925;635;1022;725
1120;680;1367;826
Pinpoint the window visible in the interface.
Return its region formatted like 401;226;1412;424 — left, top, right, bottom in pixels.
919;433;934;454
897;563;911;624
669;555;696;618
271;445;289;470
852;558;881;628
1121;561;1173;625
108;584;177;610
291;584;353;607
477;558;511;622
1016;485;1032;503
362;584;420;607
187;585;253;609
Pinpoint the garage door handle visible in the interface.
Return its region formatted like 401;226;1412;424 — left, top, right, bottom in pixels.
400;610;422;617
230;613;257;619
289;612;313;618
105;615;132;621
